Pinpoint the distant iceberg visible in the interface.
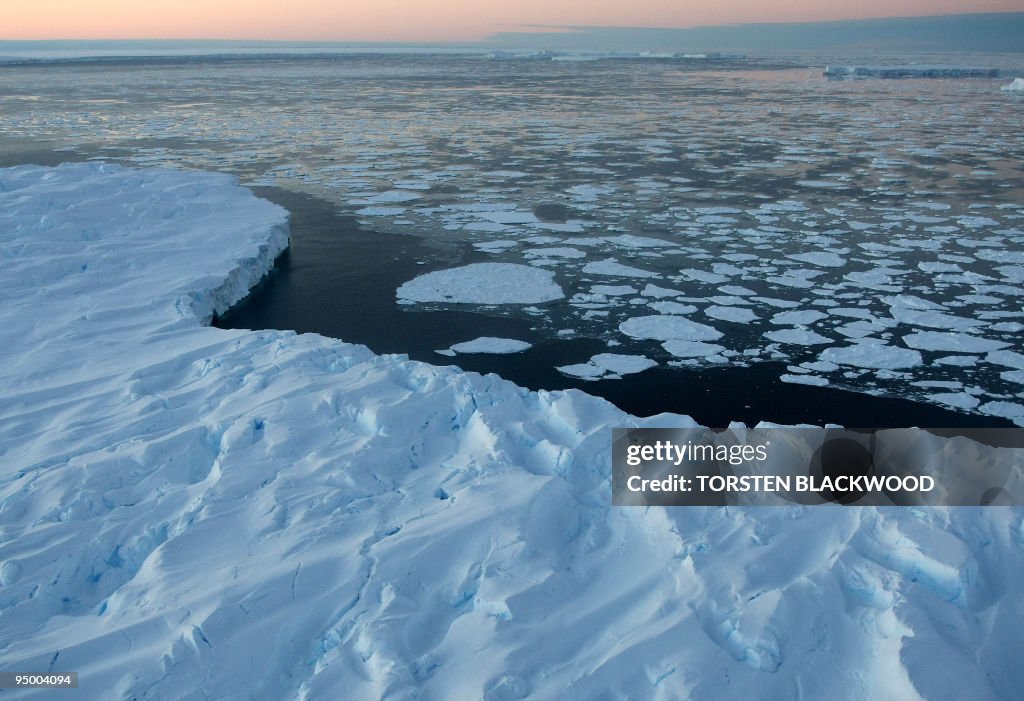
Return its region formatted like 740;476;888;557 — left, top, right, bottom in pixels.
825;65;1000;79
1002;77;1024;91
673;51;746;60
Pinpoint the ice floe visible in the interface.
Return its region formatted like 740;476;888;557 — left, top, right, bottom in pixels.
771;310;828;326
706;305;760;323
781;373;829;387
556;353;657;380
902;332;1009;353
765;329;833;346
821;343;923;370
620;315;724;342
582;258;659;278
397;263;564;304
440;337;533;355
662;340;728;358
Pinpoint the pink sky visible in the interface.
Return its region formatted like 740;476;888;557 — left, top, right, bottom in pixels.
5;0;1022;42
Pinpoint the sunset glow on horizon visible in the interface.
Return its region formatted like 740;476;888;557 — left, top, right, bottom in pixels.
5;0;1023;42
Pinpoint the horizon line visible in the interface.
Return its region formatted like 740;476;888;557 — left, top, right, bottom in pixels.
3;10;1022;45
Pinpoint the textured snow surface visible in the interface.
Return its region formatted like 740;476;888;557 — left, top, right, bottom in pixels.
3;165;1024;701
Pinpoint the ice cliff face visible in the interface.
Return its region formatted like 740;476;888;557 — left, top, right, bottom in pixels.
1;163;1022;700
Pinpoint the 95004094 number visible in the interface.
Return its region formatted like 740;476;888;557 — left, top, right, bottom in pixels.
0;672;78;688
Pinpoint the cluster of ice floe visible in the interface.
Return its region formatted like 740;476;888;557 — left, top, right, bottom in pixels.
3;164;1023;700
396;195;1024;422
2;55;1021;420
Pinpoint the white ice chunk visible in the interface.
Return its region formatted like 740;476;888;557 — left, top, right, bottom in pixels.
650;301;699;315
397;263;563;304
661;340;727;358
476;209;540;225
887;296;983;332
524;247;586;259
979;401;1024;420
680;269;728;284
446;337;533;354
929;393;980;410
583;258;659;278
821;343;923;369
934;355;978;366
356;190;421;204
604;234;673;248
620;315;723;342
764;328;832;345
556;362;606;379
787;252;846;268
590;285;636;296
986;350;1024;370
719;285;756;296
566;184;614;201
771;310;827;326
902;332;1008;353
705;306;759;323
590;353;657;375
1002;370;1024;384
356;206;405;216
641;283;683;298
556;353;656;379
781;374;829;387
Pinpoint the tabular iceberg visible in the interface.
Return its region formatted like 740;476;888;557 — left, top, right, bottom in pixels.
825;65;1000;79
2;164;1022;700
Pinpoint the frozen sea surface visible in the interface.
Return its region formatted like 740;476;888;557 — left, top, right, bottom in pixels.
3;164;1024;700
1;52;1022;424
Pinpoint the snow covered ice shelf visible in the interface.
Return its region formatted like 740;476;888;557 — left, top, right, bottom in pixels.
2;164;1024;700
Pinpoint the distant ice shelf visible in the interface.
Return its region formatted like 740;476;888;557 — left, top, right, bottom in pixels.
825;65;1000;79
2;164;1023;701
494;50;746;62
